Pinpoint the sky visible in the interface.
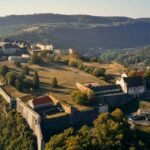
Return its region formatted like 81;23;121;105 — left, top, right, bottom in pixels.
0;0;150;18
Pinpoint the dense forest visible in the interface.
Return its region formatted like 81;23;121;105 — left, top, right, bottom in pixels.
45;109;150;150
0;13;150;54
93;46;150;66
0;97;36;150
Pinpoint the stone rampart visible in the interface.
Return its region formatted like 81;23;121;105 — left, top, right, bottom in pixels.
76;82;93;94
16;98;44;150
95;93;131;107
49;95;60;105
61;102;73;114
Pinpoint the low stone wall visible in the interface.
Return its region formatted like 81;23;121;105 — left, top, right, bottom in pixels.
49;94;74;114
16;98;44;150
95;93;131;107
70;108;98;126
61;102;73;114
76;82;93;94
42;113;70;140
49;95;60;105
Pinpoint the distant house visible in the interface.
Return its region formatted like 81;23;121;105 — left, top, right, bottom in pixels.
21;54;30;58
2;44;20;55
8;56;30;62
53;48;75;55
68;48;74;54
135;71;145;77
118;76;145;96
53;49;62;55
14;40;30;49
53;49;69;55
36;43;53;51
30;43;54;54
28;95;54;110
0;38;12;46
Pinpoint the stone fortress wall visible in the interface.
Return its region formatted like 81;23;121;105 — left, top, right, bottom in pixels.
76;82;131;107
16;98;44;150
0;87;44;150
0;88;77;150
76;82;93;94
1;83;149;150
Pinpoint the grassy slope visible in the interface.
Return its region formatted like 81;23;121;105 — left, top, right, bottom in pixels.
1;61;107;110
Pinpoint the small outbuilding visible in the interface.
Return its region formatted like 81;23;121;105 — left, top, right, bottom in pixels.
28;95;54;110
119;76;145;96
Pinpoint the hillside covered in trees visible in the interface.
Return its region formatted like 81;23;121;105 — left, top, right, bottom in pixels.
90;46;150;66
0;14;150;55
0;97;36;150
45;109;150;150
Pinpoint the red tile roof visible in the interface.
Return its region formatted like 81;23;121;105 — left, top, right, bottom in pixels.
32;96;53;106
135;71;145;77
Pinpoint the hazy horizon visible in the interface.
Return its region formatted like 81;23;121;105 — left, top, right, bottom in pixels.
0;0;150;18
0;12;150;19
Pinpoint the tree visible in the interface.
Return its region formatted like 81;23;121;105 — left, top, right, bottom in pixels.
93;109;130;150
69;51;80;59
75;125;98;150
78;63;84;70
15;79;23;92
0;97;36;150
45;109;149;150
86;90;94;100
68;60;79;68
5;72;16;86
51;77;58;88
54;55;61;63
144;70;150;89
14;61;21;67
20;72;26;80
45;128;74;150
111;108;124;121
90;57;97;62
30;54;41;64
92;68;105;77
0;65;9;76
23;78;33;89
71;91;91;106
84;66;95;74
33;71;39;89
23;65;29;75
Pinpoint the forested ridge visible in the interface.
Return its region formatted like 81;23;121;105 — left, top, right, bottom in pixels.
91;46;150;66
0;13;150;54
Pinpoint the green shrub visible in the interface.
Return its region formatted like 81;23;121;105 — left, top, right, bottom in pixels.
71;91;91;106
92;68;105;77
0;65;9;76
